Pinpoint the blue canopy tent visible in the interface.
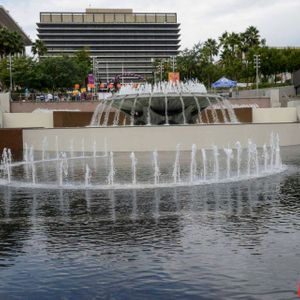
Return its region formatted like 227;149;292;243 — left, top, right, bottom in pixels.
212;77;237;88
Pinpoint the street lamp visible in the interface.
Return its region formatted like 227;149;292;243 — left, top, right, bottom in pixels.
169;55;176;73
254;54;261;96
8;54;13;92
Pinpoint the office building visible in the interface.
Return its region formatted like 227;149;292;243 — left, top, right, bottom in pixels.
37;8;180;82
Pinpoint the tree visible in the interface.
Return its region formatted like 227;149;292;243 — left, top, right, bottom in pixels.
31;39;47;57
203;38;219;63
0;27;24;57
74;48;92;86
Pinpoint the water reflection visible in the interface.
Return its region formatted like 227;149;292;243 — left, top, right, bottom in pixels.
0;167;299;299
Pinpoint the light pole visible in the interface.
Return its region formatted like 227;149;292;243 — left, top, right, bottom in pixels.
254;54;260;96
122;62;124;85
170;56;176;72
106;62;109;83
160;60;163;82
8;54;12;92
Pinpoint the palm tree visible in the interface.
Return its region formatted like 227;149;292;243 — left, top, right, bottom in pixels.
203;38;219;63
243;26;260;48
31;39;47;57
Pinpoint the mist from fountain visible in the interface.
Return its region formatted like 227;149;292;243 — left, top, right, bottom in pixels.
103;100;114;127
107;151;115;185
130;96;138;126
223;99;238;123
24;143;29;162
42;137;48;161
192;95;202;124
201;148;207;181
113;98;125;126
55;136;59;159
164;96;169;125
216;97;229;123
207;97;219;123
81;139;85;157
93;141;97;158
2;148;11;184
147;94;153;126
190;144;197;183
172;144;181;184
130;152;137;185
85;164;91;187
213;145;220;181
59;152;68;186
236;141;242;177
153;150;160;185
179;94;187;125
224;147;233;179
70;139;74;158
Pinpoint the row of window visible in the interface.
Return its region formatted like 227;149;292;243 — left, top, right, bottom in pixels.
40;37;179;41
38;23;179;28
43;41;179;46
47;51;178;56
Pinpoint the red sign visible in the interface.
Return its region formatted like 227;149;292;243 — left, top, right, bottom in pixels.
168;72;180;83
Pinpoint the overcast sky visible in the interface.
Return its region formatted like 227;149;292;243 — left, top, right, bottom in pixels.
2;0;300;49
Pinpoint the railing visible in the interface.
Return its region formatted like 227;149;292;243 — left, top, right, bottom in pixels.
10;93;101;102
40;12;177;24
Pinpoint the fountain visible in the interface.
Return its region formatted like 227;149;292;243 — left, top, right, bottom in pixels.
0;133;286;190
90;81;239;126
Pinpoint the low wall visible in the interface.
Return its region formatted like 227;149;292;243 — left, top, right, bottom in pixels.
4;112;54;128
54;111;94;127
235;85;295;107
53;111;126;127
287;100;300;107
229;97;271;108
252;108;297;123
23;123;300;152
0;128;23;153
202;107;252;123
10;101;103;113
0;93;10;113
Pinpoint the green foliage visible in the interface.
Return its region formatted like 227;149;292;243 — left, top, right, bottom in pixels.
31;39;47;57
0;49;92;91
0;27;24;56
174;26;300;86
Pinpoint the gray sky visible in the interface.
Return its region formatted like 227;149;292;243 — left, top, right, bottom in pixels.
2;0;300;49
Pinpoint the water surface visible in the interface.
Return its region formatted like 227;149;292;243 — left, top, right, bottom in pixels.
0;146;299;299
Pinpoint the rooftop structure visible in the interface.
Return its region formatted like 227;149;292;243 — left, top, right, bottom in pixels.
37;8;180;83
0;5;31;46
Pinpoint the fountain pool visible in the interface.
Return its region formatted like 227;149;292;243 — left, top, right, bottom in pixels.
0;144;299;299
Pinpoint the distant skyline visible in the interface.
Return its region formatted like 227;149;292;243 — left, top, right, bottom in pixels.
2;0;300;50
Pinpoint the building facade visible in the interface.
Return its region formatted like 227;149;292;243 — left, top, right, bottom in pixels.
37;8;180;83
0;5;31;46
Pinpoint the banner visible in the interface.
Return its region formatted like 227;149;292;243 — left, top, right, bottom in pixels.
168;72;180;83
87;74;95;85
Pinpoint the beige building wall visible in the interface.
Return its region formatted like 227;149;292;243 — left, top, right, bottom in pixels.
252;108;297;123
4;113;53;128
23;123;300;153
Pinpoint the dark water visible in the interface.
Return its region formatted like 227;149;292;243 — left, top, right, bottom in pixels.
0;146;300;300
